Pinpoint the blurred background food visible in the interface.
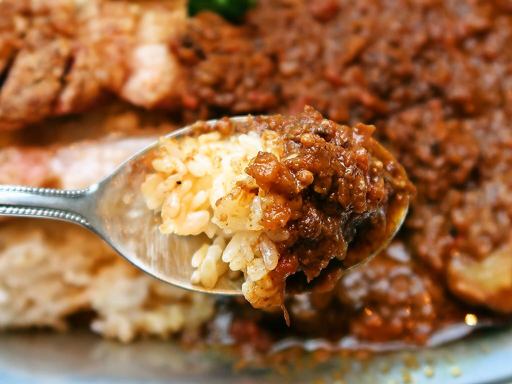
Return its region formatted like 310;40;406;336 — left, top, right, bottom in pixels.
0;0;511;362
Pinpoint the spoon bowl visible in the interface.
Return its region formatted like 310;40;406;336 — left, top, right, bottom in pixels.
91;124;244;295
0;117;409;296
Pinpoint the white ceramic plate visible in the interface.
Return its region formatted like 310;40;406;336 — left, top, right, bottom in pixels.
0;326;511;383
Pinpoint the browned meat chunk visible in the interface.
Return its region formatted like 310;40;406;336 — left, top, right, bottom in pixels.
0;0;186;130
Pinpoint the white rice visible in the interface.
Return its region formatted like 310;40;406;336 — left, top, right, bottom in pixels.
0;219;213;343
0;136;214;342
142;130;285;308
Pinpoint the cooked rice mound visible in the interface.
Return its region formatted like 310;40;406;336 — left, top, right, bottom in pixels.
0;218;214;343
142;129;284;308
0;136;214;343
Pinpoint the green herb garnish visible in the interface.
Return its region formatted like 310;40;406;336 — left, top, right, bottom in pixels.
188;0;257;22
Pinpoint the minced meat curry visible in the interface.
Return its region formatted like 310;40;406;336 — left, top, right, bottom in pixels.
190;107;412;309
177;0;512;352
2;0;512;359
244;108;412;297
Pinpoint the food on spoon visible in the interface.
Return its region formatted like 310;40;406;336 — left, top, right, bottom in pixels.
142;107;412;309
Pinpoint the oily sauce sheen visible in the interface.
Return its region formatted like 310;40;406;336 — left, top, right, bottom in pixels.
202;107;412;302
245;108;412;293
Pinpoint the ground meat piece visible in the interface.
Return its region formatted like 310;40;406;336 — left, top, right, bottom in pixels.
309;0;340;22
246;152;299;196
173;12;277;119
243;107;412;292
380;100;480;200
259;194;296;231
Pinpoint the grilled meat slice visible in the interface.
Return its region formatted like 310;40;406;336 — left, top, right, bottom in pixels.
0;0;186;130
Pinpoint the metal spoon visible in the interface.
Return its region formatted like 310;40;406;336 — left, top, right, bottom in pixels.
0;117;409;296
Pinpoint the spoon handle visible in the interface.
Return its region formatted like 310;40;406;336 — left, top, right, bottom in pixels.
0;185;94;229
